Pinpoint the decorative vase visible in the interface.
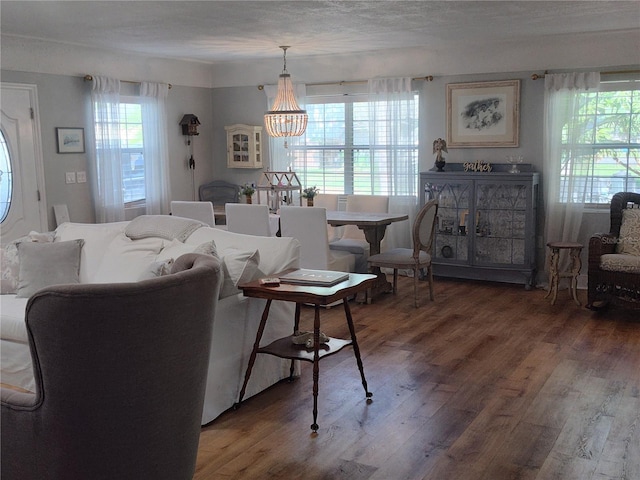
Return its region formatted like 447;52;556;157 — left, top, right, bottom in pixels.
435;158;446;172
245;195;252;204
307;198;314;207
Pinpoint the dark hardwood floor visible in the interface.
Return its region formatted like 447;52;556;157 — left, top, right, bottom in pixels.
194;277;640;480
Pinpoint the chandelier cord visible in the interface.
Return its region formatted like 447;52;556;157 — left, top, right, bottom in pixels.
280;46;289;74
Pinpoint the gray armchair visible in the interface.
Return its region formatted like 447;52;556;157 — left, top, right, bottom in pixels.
1;253;223;480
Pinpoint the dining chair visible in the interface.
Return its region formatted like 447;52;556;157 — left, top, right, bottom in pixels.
170;200;216;227
367;200;438;308
225;203;272;236
329;195;389;272
280;206;355;273
313;193;343;242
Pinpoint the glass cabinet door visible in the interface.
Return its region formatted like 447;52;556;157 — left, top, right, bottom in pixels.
425;180;472;263
474;182;528;266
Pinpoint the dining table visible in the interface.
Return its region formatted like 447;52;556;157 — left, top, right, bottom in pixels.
325;210;409;303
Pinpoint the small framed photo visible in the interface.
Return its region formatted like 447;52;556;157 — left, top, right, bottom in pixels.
56;127;85;154
446;80;520;148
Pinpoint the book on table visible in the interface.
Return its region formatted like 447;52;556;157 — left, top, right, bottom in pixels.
279;269;349;287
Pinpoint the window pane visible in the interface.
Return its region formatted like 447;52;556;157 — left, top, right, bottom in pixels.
292;94;418;195
95;101;145;204
559;85;640;204
0;130;13;222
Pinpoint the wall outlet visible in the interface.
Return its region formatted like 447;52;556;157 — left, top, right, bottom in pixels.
65;172;76;184
76;171;87;183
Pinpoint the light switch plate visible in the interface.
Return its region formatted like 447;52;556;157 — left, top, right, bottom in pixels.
76;171;87;183
65;172;76;184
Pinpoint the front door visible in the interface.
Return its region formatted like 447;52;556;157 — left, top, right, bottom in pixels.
0;83;47;243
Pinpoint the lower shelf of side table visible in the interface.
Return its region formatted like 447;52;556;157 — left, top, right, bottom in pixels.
258;336;352;362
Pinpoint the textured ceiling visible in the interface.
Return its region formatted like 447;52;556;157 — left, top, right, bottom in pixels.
2;1;639;64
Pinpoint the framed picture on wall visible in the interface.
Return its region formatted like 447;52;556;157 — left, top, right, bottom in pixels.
56;127;85;154
446;80;520;148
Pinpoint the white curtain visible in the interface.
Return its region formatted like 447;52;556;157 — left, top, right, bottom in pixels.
91;76;125;223
368;77;418;250
543;71;600;277
140;82;171;215
264;83;307;173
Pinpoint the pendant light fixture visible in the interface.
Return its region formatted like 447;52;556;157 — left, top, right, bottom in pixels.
264;46;308;137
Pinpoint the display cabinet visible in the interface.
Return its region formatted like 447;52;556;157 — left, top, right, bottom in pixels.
421;163;539;288
225;124;262;169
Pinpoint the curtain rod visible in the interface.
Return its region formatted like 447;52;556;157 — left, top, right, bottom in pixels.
531;69;640;80
256;75;433;90
83;75;172;89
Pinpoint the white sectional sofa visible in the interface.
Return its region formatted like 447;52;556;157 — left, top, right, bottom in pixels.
0;216;300;425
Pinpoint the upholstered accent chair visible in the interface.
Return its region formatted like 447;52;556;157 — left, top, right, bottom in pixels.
367;200;438;308
587;192;640;310
199;180;239;225
199;180;239;206
1;254;223;480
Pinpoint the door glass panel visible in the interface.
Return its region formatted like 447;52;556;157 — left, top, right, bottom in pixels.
0;130;12;223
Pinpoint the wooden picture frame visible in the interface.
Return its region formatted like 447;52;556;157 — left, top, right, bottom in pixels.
446;80;520;148
56;127;85;154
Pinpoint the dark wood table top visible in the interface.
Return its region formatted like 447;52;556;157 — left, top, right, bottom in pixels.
325;211;408;227
239;269;376;306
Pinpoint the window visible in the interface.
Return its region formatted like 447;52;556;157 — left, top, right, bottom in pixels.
94;98;145;205
0;130;12;222
559;81;640;204
286;94;419;195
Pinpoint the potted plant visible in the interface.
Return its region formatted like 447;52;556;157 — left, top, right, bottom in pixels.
302;186;319;206
240;183;256;204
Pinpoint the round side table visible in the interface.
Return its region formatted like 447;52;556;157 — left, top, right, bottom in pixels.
545;241;584;306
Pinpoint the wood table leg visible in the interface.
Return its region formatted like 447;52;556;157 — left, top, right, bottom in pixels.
569;247;583;306
355;224;394;303
235;299;272;408
289;303;301;381
343;298;372;401
311;304;321;432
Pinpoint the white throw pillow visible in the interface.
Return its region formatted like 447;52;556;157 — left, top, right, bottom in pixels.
16;239;84;298
92;234;165;283
1;231;55;294
617;208;640;256
218;248;262;299
138;259;175;280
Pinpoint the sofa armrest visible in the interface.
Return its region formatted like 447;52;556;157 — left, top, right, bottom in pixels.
588;233;616;271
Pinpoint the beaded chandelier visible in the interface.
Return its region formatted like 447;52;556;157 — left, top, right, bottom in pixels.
264;46;308;137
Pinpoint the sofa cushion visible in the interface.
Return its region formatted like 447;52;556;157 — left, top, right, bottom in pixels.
125;215;204;242
92;234;165;283
617;208;640;256
601;253;640;273
55;222;128;283
218;248;262;299
16;239;84;298
156;239;218;262
1;231;56;294
0;296;30;342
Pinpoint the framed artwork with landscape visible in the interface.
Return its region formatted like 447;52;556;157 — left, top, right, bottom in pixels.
56;127;85;154
446;80;520;148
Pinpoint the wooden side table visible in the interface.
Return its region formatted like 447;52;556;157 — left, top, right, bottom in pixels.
236;271;376;432
545;241;584;306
